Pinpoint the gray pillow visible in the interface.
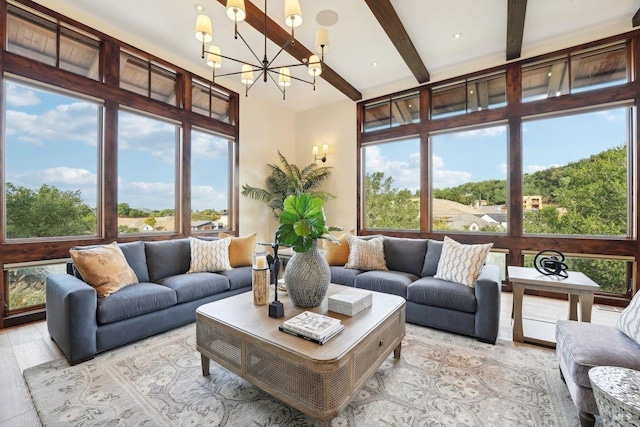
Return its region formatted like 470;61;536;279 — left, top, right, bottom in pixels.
421;239;444;277
145;239;191;282
383;236;428;277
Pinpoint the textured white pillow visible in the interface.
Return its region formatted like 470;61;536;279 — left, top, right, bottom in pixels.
188;237;232;273
617;291;640;345
434;236;492;287
345;235;387;271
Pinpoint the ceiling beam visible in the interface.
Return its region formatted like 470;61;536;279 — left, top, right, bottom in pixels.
363;0;430;84
215;0;361;101
506;0;527;60
633;8;640;27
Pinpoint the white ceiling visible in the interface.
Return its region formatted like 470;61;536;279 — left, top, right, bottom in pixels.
38;0;639;112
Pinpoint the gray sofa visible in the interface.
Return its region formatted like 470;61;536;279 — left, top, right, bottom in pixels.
555;320;640;426
46;239;252;365
330;236;502;344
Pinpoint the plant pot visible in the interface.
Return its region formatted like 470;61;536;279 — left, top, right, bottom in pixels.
284;240;330;307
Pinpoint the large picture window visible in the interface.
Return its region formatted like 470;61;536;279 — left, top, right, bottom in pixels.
117;110;179;234
362;138;420;230
431;124;508;233
522;107;630;237
3;79;101;239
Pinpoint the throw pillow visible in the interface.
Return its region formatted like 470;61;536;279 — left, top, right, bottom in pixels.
617;291;640;345
324;232;352;266
434;236;492;287
219;232;257;267
69;242;139;297
188;237;232;273
345;234;387;271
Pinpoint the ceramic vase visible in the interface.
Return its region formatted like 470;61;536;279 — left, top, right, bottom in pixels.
284;240;330;307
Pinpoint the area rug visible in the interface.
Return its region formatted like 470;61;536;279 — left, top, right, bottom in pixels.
24;324;585;426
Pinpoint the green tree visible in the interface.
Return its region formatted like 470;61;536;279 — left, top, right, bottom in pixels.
365;172;419;229
6;183;96;238
144;217;157;228
118;202;131;217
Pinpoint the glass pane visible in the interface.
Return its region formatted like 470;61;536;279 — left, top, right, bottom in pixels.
431;83;466;118
467;74;506;112
120;52;149;97
4;80;99;239
191;129;231;231
363;138;420;230
571;44;628;93
6;263;66;311
6;6;56;67
523;255;628;295
522;107;629;236
486;252;507;281
150;64;176;105
522;58;569;102
191;81;210;117
118;110;178;234
391;92;420;127
211;90;231;123
363;100;390;132
59;27;100;80
431;124;508;233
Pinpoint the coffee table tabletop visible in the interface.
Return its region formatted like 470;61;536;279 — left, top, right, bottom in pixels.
196;284;406;426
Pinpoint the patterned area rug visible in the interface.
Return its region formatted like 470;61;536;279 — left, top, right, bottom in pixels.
25;324;584;426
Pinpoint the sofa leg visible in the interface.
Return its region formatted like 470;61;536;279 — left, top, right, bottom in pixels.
477;338;496;345
559;368;566;384
578;411;595;427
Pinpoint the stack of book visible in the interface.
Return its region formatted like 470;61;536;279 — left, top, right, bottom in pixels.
279;311;344;345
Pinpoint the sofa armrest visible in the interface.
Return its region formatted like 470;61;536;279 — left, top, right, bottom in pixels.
46;273;98;364
474;264;501;344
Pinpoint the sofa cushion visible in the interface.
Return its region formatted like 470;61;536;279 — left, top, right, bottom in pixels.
421;239;444;277
145;239;191;282
617;291;640;345
384;237;428;277
188;237;232;273
96;282;177;324
355;270;417;298
330;266;362;287
555;320;640;389
157;272;230;304
118;241;150;282
70;242;139;298
345;235;387;271
434;236;492;286
407;277;477;313
217;266;252;291
219;232;257;267
324;233;351;266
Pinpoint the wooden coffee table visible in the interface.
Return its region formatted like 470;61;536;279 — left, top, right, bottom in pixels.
196;284;406;426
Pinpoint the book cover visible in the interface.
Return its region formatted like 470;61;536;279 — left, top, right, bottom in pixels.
281;311;342;340
279;325;345;345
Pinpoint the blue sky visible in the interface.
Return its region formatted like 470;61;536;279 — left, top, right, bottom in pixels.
365;107;629;192
4;80;230;211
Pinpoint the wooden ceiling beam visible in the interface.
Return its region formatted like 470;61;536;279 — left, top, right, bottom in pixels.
363;0;430;83
506;0;528;60
633;8;640;27
215;0;361;101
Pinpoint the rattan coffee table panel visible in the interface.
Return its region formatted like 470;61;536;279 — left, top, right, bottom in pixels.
196;320;242;369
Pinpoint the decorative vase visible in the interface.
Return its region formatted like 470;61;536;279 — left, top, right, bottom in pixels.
284;240;330;307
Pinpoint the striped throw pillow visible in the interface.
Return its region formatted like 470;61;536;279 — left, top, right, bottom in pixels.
617;292;640;345
188;237;232;273
434;236;492;287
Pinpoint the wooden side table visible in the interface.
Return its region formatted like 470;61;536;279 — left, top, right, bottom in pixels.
589;366;640;426
507;266;600;346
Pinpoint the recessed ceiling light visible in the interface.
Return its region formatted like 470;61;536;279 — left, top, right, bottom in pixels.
316;10;339;27
371;61;379;67
453;33;462;39
194;4;205;12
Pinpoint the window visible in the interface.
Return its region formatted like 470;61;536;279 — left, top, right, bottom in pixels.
363;92;420;132
362;137;420;230
431;73;506;118
117;110;179;234
522;107;630;237
3;79;101;239
120;51;177;105
191;128;232;231
5;262;66;312
7;5;100;80
431;124;508;233
191;79;231;123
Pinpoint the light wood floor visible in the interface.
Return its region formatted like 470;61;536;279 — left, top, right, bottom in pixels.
0;292;622;427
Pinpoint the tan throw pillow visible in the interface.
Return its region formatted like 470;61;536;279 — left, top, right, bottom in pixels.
69;242;138;298
188;237;232;273
219;232;257;267
434;236;492;287
324;233;351;266
345;234;387;271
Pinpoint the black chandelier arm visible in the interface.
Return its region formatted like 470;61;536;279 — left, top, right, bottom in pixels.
265;68;314;86
266;71;286;96
266;36;295;69
266;61;313;70
216;52;262;68
214;68;261;79
235;30;264;66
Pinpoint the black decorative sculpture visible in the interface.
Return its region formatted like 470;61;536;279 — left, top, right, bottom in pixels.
533;250;569;278
259;241;284;318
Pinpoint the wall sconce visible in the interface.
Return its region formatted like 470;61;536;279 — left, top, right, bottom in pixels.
312;145;328;163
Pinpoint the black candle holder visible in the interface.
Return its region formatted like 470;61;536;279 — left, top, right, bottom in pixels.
259;241;284;318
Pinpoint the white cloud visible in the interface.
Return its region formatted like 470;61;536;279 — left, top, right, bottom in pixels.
192;132;228;160
455;126;506;139
595;110;625;122
432;155;444;168
497;163;507;174
118;181;175;211
7;167;97;206
191;185;228;211
5;83;41;107
118;112;177;164
365;145;420;191
432;169;471;189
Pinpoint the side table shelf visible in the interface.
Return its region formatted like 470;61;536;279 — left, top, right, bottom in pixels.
589;366;640;426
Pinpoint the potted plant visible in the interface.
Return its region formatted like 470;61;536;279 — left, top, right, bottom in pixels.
276;193;341;307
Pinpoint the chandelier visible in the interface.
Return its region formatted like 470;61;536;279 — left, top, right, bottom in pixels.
194;0;330;99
